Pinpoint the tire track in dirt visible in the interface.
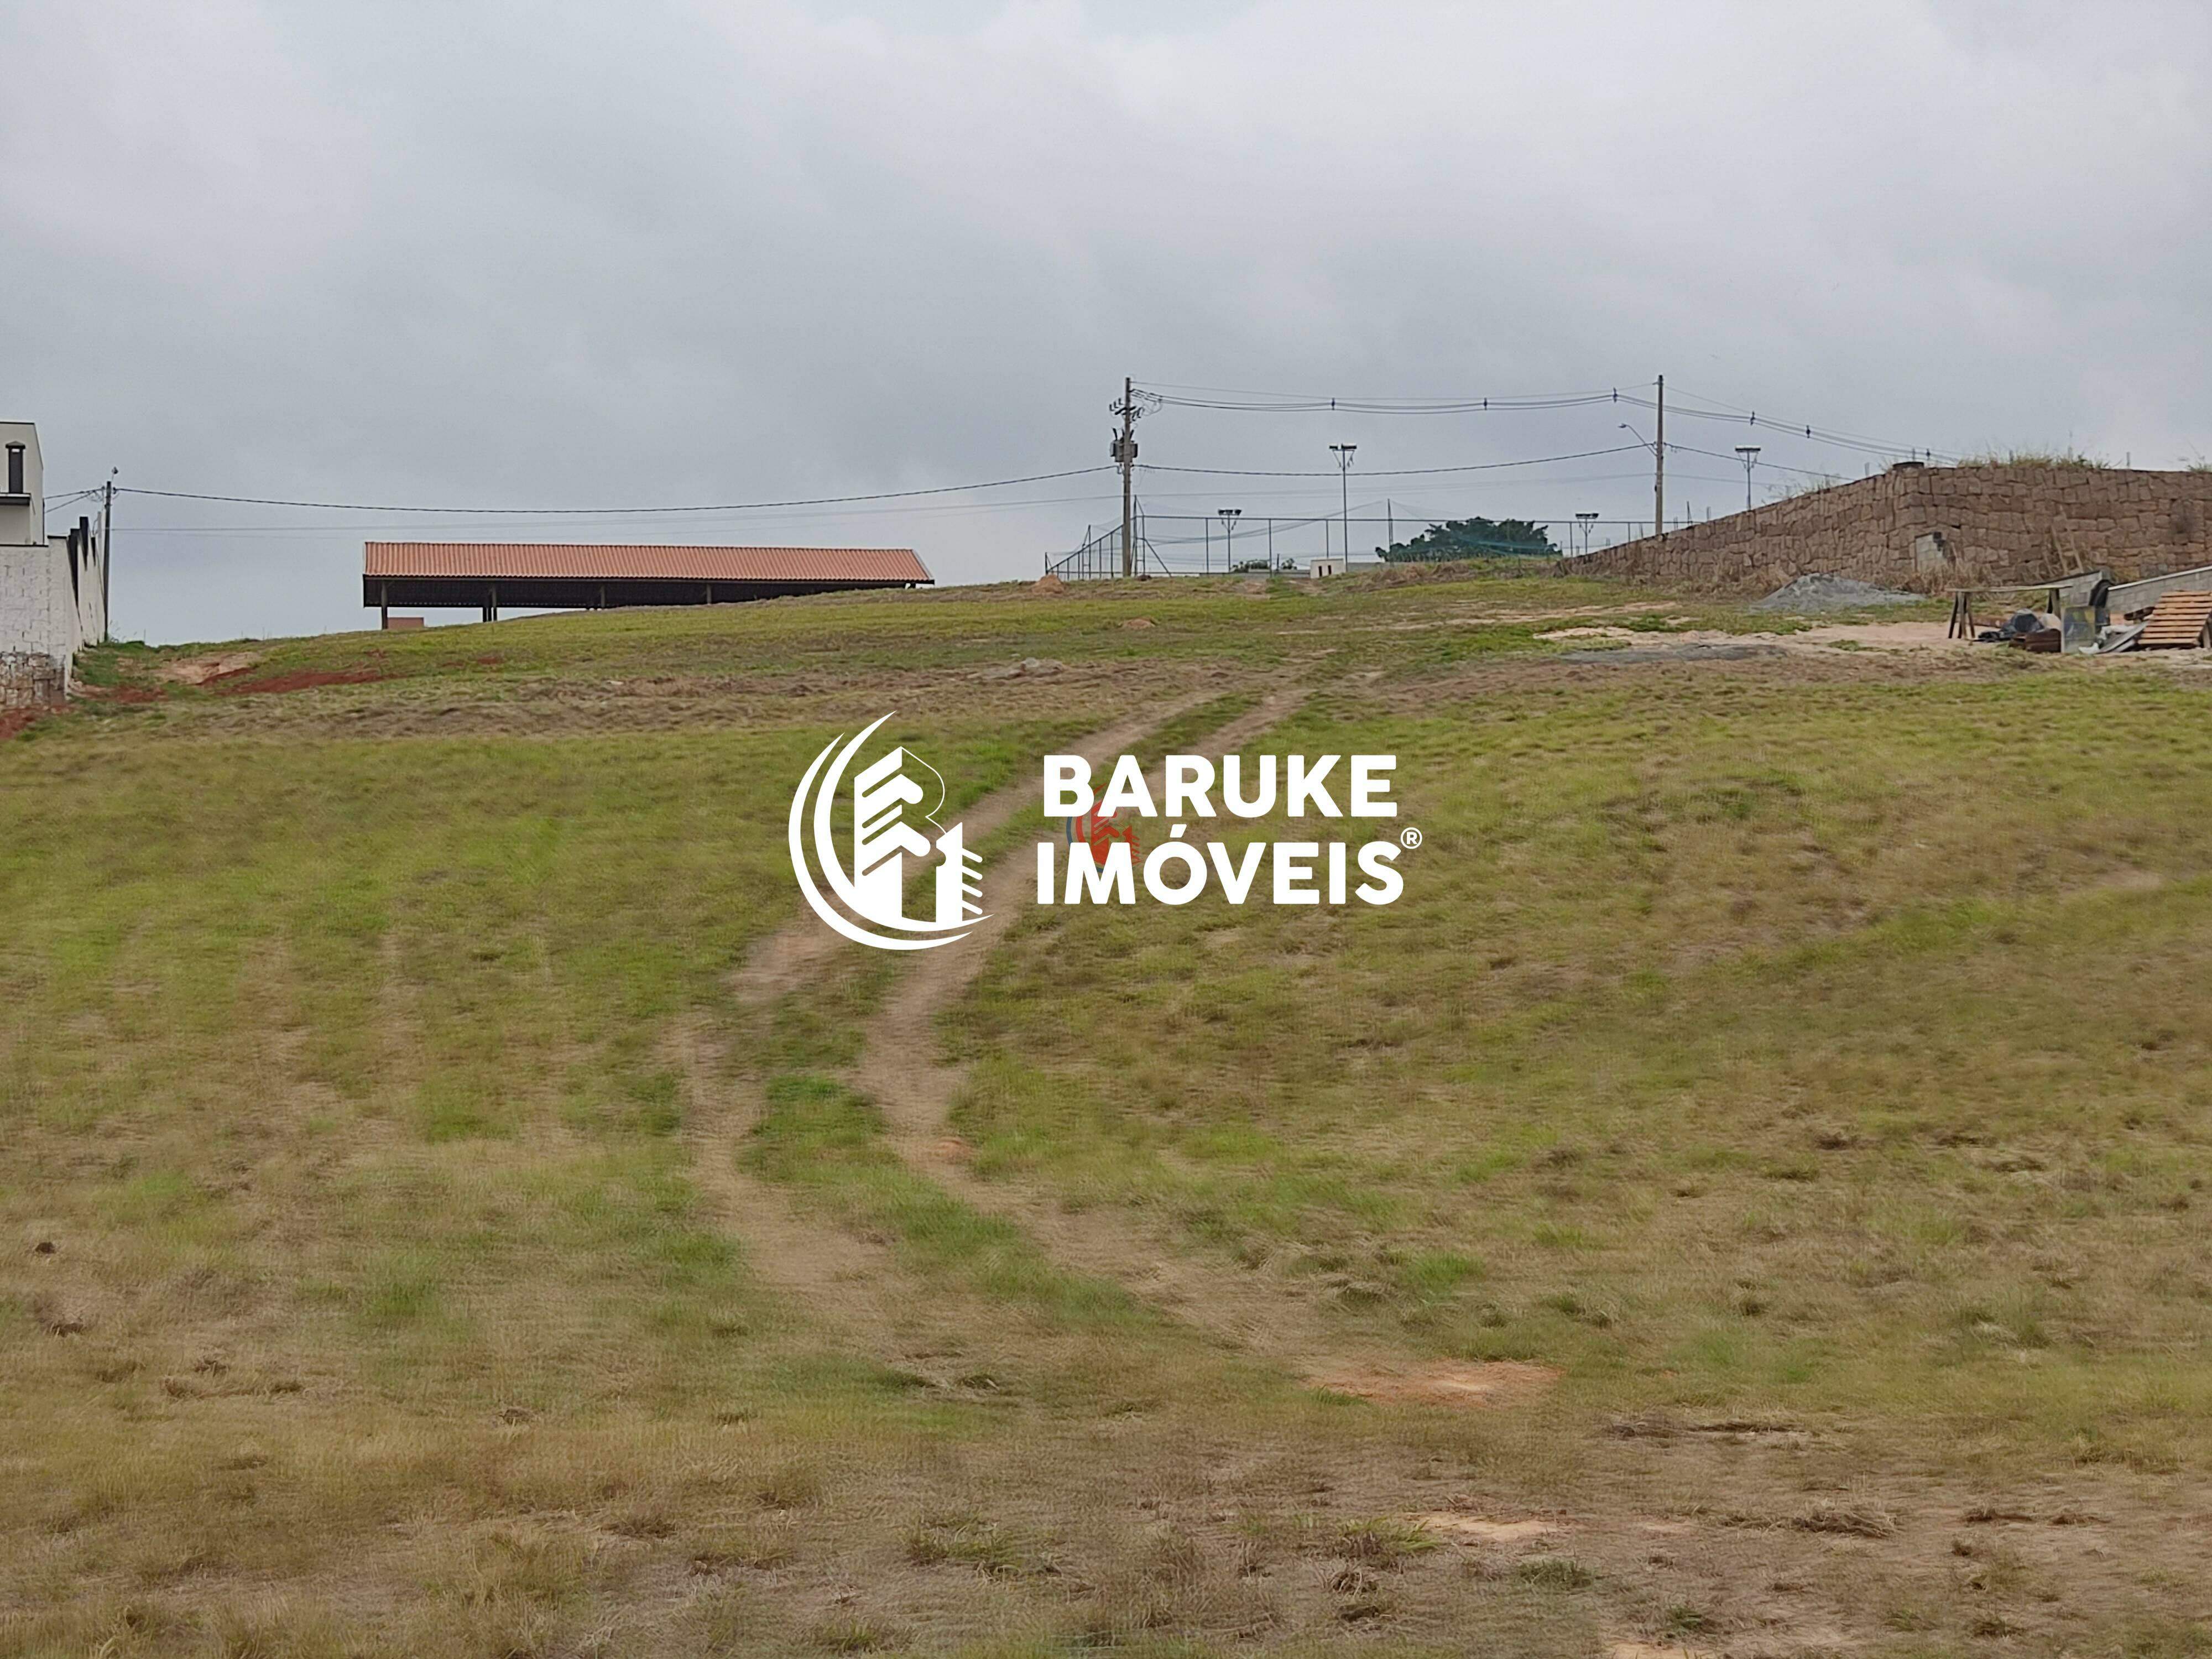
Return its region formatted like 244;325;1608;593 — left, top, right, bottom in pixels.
844;689;1543;1404
689;695;1217;1369
669;1019;941;1370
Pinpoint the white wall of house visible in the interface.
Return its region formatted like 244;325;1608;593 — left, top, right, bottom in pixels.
51;518;108;655
0;421;105;701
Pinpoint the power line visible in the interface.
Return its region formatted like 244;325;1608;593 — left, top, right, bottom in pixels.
1142;388;1626;414
1140;442;1648;478
110;491;1130;534
1140;375;1955;467
1663;383;1950;457
1138;379;1623;401
1665;441;1853;481
111;465;1117;516
1615;390;1955;465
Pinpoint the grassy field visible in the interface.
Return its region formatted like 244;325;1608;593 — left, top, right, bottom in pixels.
4;566;2210;1657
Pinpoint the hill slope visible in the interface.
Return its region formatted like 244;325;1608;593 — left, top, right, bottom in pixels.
4;571;2209;1656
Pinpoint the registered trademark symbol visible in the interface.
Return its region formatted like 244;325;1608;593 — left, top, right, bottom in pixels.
1399;826;1423;850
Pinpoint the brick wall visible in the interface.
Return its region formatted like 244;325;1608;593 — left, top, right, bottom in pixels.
1578;464;2212;594
0;649;64;708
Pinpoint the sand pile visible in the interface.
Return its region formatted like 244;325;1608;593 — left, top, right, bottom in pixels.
1750;573;1923;613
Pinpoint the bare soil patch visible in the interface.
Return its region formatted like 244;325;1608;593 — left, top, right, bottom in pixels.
1539;620;1961;653
159;650;263;685
1794;619;1961;649
1317;1361;1561;1408
213;667;393;696
1413;1512;1560;1545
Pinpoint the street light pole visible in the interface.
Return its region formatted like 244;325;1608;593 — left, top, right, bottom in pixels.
1736;445;1761;513
1217;507;1241;575
1329;444;1357;561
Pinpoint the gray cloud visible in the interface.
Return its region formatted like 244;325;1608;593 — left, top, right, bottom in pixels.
4;0;2206;641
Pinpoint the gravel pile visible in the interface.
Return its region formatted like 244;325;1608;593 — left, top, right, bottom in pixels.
1750;573;1924;613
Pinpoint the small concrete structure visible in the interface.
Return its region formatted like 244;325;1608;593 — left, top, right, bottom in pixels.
1;422;107;706
1309;556;1345;578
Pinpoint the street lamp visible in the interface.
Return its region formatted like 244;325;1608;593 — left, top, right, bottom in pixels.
1328;444;1357;561
1736;445;1761;512
1216;507;1241;575
1575;510;1599;557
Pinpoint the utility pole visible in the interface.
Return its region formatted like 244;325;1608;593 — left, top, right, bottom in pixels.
1735;445;1761;512
1385;498;1394;557
1654;373;1666;537
1575;510;1599;557
1329;444;1357;561
1217;507;1241;574
100;469;114;641
1116;378;1136;576
1108;378;1160;578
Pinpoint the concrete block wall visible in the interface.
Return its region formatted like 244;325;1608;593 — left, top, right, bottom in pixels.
1;524;106;696
0;544;72;669
1578;464;2212;594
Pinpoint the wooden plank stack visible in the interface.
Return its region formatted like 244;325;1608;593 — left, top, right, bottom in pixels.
2138;591;2212;649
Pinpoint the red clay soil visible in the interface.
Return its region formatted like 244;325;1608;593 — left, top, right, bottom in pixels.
212;668;392;696
0;708;50;742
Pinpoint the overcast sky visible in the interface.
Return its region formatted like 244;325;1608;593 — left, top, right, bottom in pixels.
6;0;2209;643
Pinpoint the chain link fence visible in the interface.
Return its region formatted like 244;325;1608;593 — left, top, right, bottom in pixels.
1045;508;1653;580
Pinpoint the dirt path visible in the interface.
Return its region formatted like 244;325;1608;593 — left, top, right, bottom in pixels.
696;693;1219;1369
669;1018;940;1370
710;686;1543;1404
841;691;1543;1403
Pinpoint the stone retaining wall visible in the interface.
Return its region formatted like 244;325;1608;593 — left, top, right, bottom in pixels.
1578;463;2212;594
0;649;65;709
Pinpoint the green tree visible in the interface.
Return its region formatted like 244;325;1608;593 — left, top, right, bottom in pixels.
1379;517;1556;561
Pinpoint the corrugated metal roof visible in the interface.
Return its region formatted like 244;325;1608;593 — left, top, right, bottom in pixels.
362;542;931;583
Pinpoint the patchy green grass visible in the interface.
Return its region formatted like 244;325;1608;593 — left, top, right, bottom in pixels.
7;570;2209;1652
947;671;2212;1470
